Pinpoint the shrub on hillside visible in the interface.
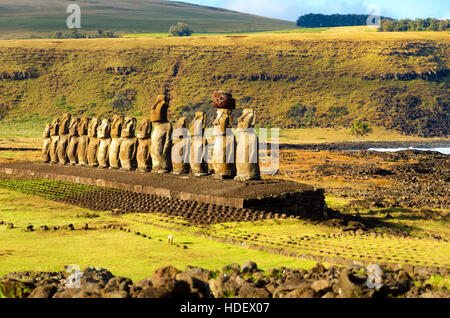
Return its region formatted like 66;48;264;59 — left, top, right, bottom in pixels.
169;22;194;36
350;120;373;138
286;103;317;128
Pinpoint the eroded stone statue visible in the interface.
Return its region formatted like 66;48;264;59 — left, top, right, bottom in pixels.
42;124;51;163
172;117;190;175
67;117;80;165
87;118;100;167
109;115;124;169
150;95;172;173
119;117;138;171
212;108;236;179
77;117;90;166
235;109;260;181
97;118;111;169
136;119;152;172
190;112;208;177
49;118;60;163
56;113;71;165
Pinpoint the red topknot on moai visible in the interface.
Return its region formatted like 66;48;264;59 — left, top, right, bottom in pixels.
212;91;236;179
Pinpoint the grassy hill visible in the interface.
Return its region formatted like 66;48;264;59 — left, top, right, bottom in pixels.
0;30;448;137
0;0;296;39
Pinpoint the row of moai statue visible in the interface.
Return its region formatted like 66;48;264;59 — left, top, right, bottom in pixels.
42;92;260;181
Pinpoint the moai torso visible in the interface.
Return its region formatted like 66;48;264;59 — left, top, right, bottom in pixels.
172;117;190;175
212;109;236;179
87;118;100;167
136;119;152;172
77;118;89;166
67;117;80;165
150;95;172;173
57;113;71;165
97;119;111;168
49;118;60;164
119;117;138;171
190;112;208;176
109;115;124;169
42;124;51;163
235;109;260;181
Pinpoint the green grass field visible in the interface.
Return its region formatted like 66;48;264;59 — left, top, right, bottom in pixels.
0;187;318;281
0;0;295;40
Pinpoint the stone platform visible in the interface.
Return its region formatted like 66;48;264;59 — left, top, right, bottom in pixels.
0;162;325;217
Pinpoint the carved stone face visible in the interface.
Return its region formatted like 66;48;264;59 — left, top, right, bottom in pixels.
97;118;111;139
213;91;235;110
173;117;189;138
190;112;206;136
151;95;169;123
136;119;152;139
58;113;71;135
43;124;51;138
111;115;124;138
237;109;256;130
121;117;137;138
68;117;80;136
78;117;89;136
88;118;99;138
213;109;232;136
50;118;60;136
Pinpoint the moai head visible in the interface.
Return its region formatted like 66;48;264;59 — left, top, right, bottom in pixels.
58;113;71;135
50;118;60;136
88;118;99;138
43;124;51;138
237;109;256;130
68;117;81;136
190;112;206;137
111;115;124;138
97;118;111;139
213;91;235;110
213;109;233;136
151;95;169;123
121;117;137;138
78;117;89;136
136;119;152;139
173;117;189;139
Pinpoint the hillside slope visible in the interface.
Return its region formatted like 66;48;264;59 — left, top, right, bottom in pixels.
0;32;448;137
0;0;296;38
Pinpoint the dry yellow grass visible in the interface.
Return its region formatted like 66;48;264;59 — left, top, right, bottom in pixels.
0;30;448;50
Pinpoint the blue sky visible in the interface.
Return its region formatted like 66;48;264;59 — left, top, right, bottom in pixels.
182;0;450;21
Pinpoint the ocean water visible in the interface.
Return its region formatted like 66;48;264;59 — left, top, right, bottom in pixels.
367;147;450;155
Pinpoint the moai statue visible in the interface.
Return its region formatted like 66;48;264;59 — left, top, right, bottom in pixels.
67;117;80;165
136;119;152;172
97;118;111;169
190;112;208;177
87;118;100;167
109;115;124;169
119;117;138;171
235;109;260;181
77;117;90;166
172;117;190;175
150;95;172;174
41;124;51;163
212;91;236;179
49;118;60;164
57;113;71;165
